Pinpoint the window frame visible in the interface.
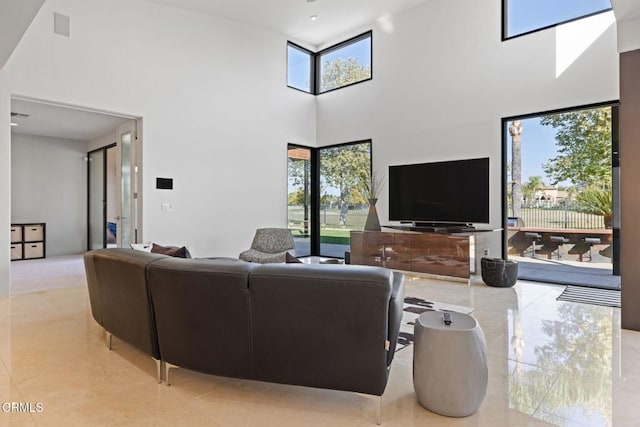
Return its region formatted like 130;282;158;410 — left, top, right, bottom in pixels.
316;31;373;95
287;140;372;258
501;0;613;41
287;30;373;95
500;100;620;273
286;41;314;94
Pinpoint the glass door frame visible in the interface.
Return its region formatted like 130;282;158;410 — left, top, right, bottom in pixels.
87;143;116;250
288;140;372;258
500;101;620;275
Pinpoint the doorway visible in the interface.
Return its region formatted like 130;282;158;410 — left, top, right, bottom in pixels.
10;97;142;294
502;102;620;289
88;120;141;250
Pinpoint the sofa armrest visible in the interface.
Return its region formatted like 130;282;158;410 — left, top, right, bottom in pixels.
386;271;405;366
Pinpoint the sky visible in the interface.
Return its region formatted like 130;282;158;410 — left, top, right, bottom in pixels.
507;0;612;37
506;117;567;187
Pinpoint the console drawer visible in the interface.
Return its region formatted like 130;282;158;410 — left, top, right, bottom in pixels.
24;242;44;259
11;244;23;260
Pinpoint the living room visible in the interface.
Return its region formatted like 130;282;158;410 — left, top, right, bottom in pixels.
2;0;640;425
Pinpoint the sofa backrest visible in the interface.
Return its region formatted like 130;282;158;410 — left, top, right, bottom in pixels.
248;263;397;396
86;248;166;359
147;257;258;379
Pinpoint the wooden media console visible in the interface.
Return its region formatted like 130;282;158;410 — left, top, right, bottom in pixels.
350;227;500;280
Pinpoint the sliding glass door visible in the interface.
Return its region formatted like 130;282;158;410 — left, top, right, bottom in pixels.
318;142;371;257
288;146;312;256
287;141;372;258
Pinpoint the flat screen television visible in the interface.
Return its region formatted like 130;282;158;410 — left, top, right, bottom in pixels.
389;157;489;225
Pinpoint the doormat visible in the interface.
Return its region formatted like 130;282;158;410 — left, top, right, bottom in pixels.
557;285;621;308
396;297;475;352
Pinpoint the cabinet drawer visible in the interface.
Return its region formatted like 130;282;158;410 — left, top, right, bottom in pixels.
24;242;44;259
24;225;44;242
10;244;23;261
11;226;23;243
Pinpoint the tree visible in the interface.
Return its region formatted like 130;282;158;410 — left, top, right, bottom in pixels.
540;107;612;189
321;57;371;92
523;176;545;203
509;121;523;218
320;144;370;225
288;188;305;205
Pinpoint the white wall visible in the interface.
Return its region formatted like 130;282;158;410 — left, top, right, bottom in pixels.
617;16;640;53
11;133;87;256
87;129;115;152
2;0;316;264
316;0;619;257
0;70;10;296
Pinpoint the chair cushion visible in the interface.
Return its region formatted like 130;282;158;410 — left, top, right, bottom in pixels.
239;249;290;264
251;228;295;253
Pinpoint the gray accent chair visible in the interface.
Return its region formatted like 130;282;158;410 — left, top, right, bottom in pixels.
239;228;296;263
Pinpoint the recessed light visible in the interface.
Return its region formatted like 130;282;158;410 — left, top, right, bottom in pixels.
310;15;317;21
10;122;18;127
307;0;316;3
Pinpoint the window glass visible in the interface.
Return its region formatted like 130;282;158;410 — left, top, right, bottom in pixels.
319;34;371;93
318;142;371;256
287;44;312;93
505;0;611;39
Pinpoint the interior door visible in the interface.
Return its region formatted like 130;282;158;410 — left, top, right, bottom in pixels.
87;119;141;250
115;121;139;247
88;149;106;250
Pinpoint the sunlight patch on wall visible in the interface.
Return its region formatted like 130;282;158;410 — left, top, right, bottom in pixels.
555;11;615;78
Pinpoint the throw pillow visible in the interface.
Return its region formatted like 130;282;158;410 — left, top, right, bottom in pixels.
285;252;303;263
151;243;190;258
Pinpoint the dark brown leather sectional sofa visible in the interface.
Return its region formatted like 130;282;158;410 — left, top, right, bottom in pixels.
84;248;405;416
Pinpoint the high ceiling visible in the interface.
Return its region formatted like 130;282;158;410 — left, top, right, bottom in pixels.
147;0;431;47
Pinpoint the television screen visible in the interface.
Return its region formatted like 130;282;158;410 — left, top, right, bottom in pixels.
389;157;489;224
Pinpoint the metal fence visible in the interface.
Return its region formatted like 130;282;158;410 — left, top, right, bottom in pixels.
508;203;605;229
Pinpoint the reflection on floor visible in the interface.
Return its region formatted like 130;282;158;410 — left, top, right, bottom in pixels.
2;270;640;426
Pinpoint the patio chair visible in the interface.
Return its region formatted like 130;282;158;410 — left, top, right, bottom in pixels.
239;228;296;263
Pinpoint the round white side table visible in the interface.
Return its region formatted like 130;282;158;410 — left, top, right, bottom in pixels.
413;311;487;417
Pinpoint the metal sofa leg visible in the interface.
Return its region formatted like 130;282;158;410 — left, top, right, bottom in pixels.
106;331;112;350
153;358;162;384
165;362;179;386
376;395;382;425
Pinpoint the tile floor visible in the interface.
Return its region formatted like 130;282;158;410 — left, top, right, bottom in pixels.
1;270;640;426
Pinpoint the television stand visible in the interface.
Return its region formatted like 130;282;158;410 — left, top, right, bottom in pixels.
349;230;472;279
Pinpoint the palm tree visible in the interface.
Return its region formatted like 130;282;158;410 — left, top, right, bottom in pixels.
509;121;523;218
523;176;546;204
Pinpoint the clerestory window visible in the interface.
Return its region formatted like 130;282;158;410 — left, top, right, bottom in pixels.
287;31;372;95
503;0;612;40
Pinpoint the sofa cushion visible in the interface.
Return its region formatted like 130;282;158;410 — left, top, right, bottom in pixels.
147;258;258;378
248;263;396;396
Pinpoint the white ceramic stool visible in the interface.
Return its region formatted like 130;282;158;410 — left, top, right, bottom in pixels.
413;311;487;417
